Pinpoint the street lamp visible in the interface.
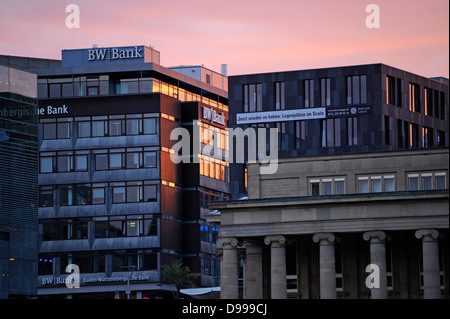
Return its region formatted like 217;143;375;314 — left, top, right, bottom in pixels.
121;265;136;299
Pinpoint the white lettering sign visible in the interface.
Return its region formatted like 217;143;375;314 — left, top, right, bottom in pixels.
202;107;226;125
236;108;326;124
88;46;143;61
38;105;69;116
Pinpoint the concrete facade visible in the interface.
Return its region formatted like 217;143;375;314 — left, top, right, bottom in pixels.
208;149;449;299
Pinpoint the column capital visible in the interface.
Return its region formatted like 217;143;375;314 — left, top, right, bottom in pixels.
312;233;335;244
217;237;240;248
363;231;386;242
415;229;439;241
264;235;286;246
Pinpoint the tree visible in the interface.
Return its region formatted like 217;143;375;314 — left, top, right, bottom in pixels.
161;259;198;299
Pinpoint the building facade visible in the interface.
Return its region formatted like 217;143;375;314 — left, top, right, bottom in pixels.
24;45;228;298
227;64;448;199
208;148;449;299
0;65;39;298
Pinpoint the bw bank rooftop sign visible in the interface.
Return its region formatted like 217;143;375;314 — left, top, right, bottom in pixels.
62;45;160;67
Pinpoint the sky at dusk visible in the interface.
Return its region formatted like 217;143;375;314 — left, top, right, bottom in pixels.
0;0;448;78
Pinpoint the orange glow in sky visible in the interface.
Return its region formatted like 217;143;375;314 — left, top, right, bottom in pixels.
0;0;448;77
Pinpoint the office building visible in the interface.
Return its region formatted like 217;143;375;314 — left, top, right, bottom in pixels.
16;45;228;298
227;64;448;199
0;65;39;298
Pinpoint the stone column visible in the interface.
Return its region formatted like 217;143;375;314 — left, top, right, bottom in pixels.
217;237;239;299
363;231;387;299
415;229;441;299
313;233;336;299
264;235;287;299
244;240;263;299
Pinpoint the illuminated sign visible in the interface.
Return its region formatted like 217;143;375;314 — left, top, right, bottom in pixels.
88;46;143;61
236;108;325;124
202;106;225;125
38;105;69;116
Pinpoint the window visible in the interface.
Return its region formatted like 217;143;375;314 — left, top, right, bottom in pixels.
277;122;288;150
408;172;447;191
112;183;157;203
295;121;305;149
321;118;341;147
304;79;314;107
243;83;262;112
109;119;123;136
320;78;331;106
346;117;358;146
408;174;419;191
39;186;54;207
43;122;71;140
358;178;369;193
42;218;89;241
78;121;91;137
408;83;421;113
92;120;106;137
346;75;367;104
409;123;419;148
423;127;433;148
40;157;54;173
143;118;156;134
358;175;395;193
386;76;402;107
425;88;433;116
275;82;285;110
371;177;382;192
309;177;346;196
335;239;343;291
437;130;445;146
384;176;395;192
384;116;390;145
386;75;396;105
397;119;403;148
440;91;445;120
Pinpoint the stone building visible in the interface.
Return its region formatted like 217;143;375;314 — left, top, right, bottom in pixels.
208;148;449;299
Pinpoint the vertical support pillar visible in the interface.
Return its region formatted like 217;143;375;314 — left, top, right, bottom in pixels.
363;231;387;299
264;235;287;299
313;233;336;299
217;237;239;299
415;229;441;299
244;239;263;299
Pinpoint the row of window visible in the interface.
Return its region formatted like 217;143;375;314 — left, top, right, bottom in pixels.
386;75;446;120
199;155;230;182
38;250;158;275
250;117;359;151
40;147;159;174
243;75;367;112
38;76;228;111
309;172;447;196
41;216;158;241
385;117;446;148
39;182;158;207
41;115;158;140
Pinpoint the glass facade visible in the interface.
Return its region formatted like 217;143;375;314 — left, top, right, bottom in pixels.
0;65;38;299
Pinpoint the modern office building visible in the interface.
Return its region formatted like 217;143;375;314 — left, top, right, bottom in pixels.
12;45;228;298
208;148;449;299
0;65;39;298
227;64;448;199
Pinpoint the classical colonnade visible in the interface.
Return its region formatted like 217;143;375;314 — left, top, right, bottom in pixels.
218;229;442;299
